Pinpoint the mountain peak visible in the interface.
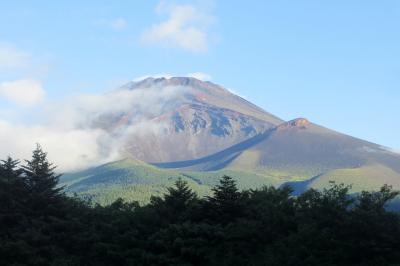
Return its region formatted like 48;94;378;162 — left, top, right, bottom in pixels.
133;76;211;86
289;118;311;126
277;118;311;130
123;76;227;95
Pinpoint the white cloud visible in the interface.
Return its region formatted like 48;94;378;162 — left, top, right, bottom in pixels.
142;1;214;53
72;84;187;119
0;83;189;172
133;73;173;82
0;79;45;107
0;43;30;69
0;120;107;172
133;72;212;82
186;72;212;81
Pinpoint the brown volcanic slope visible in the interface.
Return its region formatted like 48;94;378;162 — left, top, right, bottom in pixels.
154;118;400;192
64;77;400;202
128;77;281;123
94;77;284;163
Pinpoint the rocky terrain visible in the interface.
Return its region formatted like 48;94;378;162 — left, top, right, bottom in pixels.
62;77;400;203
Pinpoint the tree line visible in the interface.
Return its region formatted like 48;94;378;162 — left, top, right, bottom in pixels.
1;145;400;265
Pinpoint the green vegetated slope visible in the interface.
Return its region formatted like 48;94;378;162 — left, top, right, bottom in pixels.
285;163;400;195
61;158;282;205
63;160;400;205
63;162;399;206
310;164;400;191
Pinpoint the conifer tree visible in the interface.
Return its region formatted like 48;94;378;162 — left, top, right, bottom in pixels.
0;156;23;183
164;178;197;208
209;176;241;206
207;176;244;223
23;144;63;200
150;178;197;223
0;157;25;212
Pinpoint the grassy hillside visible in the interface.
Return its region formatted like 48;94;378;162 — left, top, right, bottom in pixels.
61;143;400;205
283;163;400;195
61;158;284;205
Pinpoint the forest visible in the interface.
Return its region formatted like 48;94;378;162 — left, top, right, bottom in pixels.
1;145;400;266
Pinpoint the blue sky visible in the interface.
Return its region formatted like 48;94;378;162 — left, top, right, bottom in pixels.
0;0;399;150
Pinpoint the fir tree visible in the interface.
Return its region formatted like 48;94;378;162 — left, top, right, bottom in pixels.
23;144;63;200
210;175;241;204
0;157;25;213
164;178;197;208
150;178;198;224
0;156;23;183
206;175;245;223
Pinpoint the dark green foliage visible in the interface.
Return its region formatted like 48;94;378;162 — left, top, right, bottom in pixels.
23;144;64;200
0;157;25;211
2;150;400;265
60;158;280;206
205;175;247;224
149;178;199;225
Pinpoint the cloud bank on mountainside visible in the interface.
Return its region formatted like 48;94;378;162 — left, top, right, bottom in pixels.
0;82;189;172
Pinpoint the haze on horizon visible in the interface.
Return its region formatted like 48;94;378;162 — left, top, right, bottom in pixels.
0;0;399;168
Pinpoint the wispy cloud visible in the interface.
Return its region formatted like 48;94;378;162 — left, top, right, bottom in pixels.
0;79;45;107
141;1;214;53
0;121;107;172
133;73;173;81
0;43;30;69
0;83;189;171
133;72;212;81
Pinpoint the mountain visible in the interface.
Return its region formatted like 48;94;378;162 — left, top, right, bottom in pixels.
61;77;400;203
155;117;400;176
92;77;283;163
152;116;400;193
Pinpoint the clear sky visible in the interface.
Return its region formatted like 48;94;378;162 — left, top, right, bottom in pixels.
0;0;399;150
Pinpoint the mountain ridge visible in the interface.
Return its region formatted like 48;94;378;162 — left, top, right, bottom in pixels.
61;77;400;204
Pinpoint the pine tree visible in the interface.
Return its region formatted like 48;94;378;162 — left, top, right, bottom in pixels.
0;156;23;183
0;156;25;212
23;144;63;200
164;178;197;208
150;178;198;223
206;176;244;223
211;176;240;202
